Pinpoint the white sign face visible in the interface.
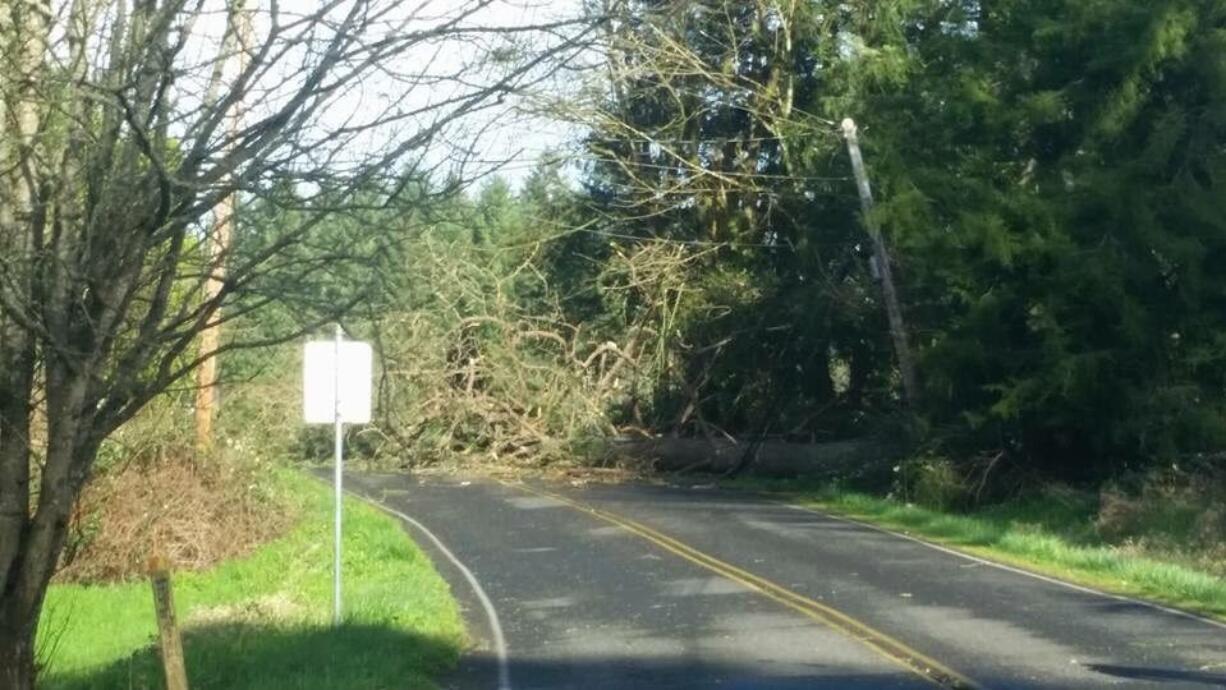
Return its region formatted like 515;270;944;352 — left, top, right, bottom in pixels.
303;341;373;424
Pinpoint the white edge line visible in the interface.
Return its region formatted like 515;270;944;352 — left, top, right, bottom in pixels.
778;500;1226;632
350;490;513;690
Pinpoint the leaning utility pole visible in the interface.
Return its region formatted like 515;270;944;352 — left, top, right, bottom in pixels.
195;3;252;452
841;118;920;407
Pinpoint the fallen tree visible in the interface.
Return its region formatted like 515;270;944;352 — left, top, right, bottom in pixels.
601;436;901;479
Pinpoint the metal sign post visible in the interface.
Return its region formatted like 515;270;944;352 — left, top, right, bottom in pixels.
332;324;343;626
303;327;373;627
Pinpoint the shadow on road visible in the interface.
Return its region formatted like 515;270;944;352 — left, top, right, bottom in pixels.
449;650;936;689
455;652;1226;689
1086;663;1226;686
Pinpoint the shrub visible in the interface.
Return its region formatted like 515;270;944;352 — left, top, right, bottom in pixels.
1096;466;1226;576
894;456;967;511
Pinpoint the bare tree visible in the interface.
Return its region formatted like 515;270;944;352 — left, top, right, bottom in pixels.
0;0;591;685
533;0;857;437
538;0;913;431
551;0;811;241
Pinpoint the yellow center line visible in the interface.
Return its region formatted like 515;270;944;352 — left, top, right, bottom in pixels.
506;481;982;690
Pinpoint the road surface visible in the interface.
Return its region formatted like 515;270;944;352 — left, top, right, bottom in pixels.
342;473;1226;690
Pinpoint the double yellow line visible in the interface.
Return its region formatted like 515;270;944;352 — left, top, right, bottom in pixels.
510;482;981;690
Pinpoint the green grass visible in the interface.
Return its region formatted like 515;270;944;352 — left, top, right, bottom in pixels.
730;479;1226;622
38;471;465;689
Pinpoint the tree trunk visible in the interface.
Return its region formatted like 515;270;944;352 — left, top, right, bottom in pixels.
846;340;872;409
0;334;34;599
0;367;92;690
0;602;38;690
0;449;83;690
604;435;901;479
0;4;46;681
807;342;836;404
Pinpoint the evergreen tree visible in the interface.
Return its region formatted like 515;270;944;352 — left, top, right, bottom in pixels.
839;0;1226;476
570;0;1226;476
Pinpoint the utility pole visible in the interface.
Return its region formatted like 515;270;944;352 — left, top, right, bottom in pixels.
841;118;920;407
195;3;252;452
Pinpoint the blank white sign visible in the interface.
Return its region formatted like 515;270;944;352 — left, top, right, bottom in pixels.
303;340;373;424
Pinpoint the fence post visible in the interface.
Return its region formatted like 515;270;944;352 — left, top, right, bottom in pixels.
149;554;190;690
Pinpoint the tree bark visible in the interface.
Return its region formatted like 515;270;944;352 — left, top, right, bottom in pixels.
808;342;836;404
846;339;872;409
0;445;86;690
0;619;36;690
1;4;49;684
0;328;34;603
604;435;901;478
0;363;91;690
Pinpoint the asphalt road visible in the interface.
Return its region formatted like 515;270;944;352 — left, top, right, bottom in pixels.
342;473;1226;690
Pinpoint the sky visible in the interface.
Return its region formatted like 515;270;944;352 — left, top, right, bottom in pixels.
43;0;592;194
424;0;591;187
216;0;592;189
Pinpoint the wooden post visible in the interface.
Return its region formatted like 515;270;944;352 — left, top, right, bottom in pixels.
194;3;253;453
149;555;190;690
841;118;920;407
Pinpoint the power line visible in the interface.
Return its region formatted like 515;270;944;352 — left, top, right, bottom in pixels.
455;153;854;183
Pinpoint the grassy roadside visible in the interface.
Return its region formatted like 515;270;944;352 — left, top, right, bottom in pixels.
729;480;1226;623
38;470;465;689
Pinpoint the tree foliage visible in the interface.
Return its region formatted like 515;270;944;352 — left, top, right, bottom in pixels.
353;0;1226;484
544;0;1226;477
855;0;1226;476
554;0;898;441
